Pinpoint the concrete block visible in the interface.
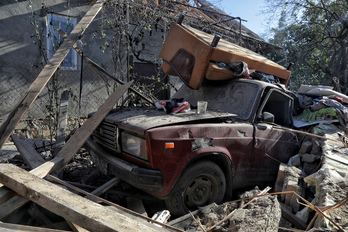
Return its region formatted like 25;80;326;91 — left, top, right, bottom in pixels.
284;178;301;212
274;163;288;193
299;141;313;154
311;139;321;154
288;154;302;168
301;153;317;163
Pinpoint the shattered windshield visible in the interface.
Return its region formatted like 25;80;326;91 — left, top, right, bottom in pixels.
173;79;260;120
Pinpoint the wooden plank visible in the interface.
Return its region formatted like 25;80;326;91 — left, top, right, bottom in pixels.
55;80;133;171
83;176;121;203
280;203;307;229
45;176;179;232
0;157;64;219
66;221;90;232
54;90;70;156
0;222;71;232
0;187;16;205
0;157;64;211
12;134;87;232
11;134;46;169
89;177;120;198
0;196;30;220
0;164;161;232
0;0;105;150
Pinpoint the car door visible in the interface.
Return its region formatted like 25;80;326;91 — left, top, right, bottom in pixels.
251;89;300;185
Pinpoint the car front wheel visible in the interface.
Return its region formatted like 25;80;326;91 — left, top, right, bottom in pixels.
165;160;226;216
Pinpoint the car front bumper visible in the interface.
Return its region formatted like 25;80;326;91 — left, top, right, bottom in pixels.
84;138;162;192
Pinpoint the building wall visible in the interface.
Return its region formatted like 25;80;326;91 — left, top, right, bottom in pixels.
0;0;170;124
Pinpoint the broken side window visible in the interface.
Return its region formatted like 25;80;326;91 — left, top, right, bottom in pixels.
46;14;77;70
258;89;293;127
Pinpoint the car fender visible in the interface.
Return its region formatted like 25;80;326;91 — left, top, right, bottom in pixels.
166;146;234;200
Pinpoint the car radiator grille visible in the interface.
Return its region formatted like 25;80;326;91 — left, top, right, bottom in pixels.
92;121;118;152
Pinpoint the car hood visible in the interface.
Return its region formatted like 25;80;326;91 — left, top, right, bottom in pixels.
102;107;236;134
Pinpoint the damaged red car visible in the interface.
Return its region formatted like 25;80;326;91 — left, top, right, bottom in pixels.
84;78;300;216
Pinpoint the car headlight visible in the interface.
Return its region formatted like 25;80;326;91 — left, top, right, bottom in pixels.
121;132;148;160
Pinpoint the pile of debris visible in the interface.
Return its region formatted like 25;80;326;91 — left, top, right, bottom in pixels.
169;187;281;232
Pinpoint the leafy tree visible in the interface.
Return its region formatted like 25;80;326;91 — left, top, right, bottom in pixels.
265;0;348;93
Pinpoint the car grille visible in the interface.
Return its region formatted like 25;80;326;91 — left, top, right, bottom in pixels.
92;121;118;152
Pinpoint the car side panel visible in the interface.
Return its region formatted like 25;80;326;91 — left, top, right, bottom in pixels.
146;123;254;197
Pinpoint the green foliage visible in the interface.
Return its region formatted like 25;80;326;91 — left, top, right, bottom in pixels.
267;0;348;92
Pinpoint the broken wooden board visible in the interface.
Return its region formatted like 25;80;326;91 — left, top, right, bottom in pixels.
45;175;181;232
0;196;30;220
0;222;70;232
0;0;105;150
11;134;46;169
54;80;133;171
280;203;307;230
0;164;163;232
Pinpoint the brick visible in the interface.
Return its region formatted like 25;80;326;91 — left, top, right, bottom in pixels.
288;154;302;168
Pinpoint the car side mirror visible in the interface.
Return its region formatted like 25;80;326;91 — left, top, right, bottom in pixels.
262;112;275;123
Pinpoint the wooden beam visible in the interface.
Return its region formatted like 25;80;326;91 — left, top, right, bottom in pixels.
0;158;65;219
0;187;15;205
0;0;105;150
12;133;88;232
45;175;181;232
280;203;307;230
0;222;70;232
88;58;155;106
0;164;161;232
0;196;30;220
54;80;133;171
88;177;120;199
54;90;70;156
11;134;46;169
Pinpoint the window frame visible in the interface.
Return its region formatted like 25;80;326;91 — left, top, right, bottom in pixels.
46;13;78;70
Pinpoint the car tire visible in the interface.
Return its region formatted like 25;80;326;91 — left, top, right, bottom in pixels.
165;160;226;216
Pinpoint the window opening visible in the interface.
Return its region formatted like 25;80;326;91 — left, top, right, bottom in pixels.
46;14;77;69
